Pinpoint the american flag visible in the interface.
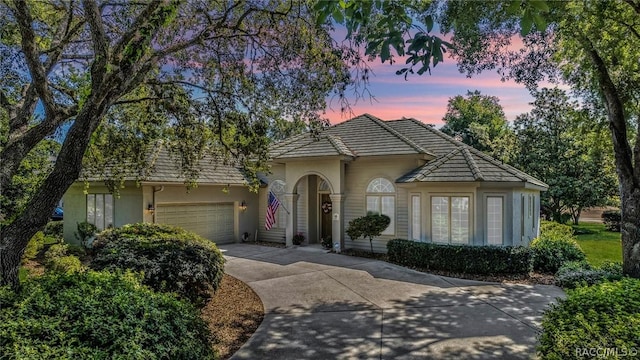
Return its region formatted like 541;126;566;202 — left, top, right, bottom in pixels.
265;191;281;230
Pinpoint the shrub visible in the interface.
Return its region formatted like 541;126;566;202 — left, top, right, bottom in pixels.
22;232;45;263
538;278;640;359
530;231;586;273
44;243;69;263
91;223;225;305
47;255;83;274
321;235;332;249
540;220;574;237
387;239;533;275
292;232;305;245
555;261;623;289
347;213;391;253
601;210;621;232
43;220;64;240
75;221;98;248
0;271;216;359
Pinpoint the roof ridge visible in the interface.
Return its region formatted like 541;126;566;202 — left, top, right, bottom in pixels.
270;133;313;158
461;147;484;181
415;147;462;181
326;134;356;157
364;114;433;156
407;118;468;147
464;145;528;181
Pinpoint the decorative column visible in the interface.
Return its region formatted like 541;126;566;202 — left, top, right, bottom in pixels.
284;193;298;247
329;193;345;252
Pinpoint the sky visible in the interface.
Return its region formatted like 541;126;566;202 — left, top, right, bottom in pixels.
323;56;536;127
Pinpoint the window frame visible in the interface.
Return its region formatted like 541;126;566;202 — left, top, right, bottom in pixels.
86;193;114;230
365;177;396;236
410;193;422;241
485;195;504;245
429;194;472;244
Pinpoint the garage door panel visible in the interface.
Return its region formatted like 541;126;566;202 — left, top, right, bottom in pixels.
156;203;234;244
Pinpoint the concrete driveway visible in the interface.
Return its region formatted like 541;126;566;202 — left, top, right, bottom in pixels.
221;244;564;360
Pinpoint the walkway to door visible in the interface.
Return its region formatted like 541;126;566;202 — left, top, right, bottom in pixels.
221;244;564;360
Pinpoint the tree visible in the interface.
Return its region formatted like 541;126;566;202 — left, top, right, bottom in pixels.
0;0;357;287
321;0;640;278
346;213;390;254
441;90;515;162
513;88;617;224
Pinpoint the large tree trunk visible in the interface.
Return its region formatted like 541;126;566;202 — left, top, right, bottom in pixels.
0;99;108;287
621;189;640;277
584;39;640;278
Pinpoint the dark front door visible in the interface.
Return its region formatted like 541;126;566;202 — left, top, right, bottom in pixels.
320;194;332;242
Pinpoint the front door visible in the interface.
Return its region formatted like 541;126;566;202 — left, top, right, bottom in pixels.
320;193;332;243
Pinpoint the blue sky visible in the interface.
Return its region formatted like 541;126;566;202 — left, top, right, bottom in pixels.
324;56;536;127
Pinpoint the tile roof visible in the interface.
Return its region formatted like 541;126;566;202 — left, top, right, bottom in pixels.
271;114;547;189
271;113;432;159
83;147;249;185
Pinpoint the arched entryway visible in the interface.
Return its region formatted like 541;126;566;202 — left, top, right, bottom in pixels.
289;174;335;245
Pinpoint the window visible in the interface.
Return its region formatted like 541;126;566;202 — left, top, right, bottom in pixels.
431;196;470;244
486;196;503;245
270;180;287;228
366;178;395;235
87;194;113;230
411;194;421;241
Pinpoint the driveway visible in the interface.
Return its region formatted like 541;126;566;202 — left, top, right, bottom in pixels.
221;244;564;360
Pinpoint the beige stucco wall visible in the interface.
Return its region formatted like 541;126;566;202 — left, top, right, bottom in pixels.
259;156;542;252
62;182;143;244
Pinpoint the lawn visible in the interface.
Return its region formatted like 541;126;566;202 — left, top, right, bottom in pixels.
572;222;622;266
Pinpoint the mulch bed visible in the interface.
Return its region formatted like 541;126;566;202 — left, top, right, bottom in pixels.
202;274;264;360
242;240;286;248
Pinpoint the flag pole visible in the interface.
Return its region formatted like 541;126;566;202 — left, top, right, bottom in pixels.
273;193;290;214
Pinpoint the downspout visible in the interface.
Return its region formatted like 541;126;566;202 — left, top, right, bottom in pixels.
152;186;164;223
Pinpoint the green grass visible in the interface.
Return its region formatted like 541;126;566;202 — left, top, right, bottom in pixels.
572;222;622;266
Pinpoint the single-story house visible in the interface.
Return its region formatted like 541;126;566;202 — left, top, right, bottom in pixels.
63;114;547;252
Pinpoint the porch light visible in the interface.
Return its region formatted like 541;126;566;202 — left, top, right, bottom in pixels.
147;203;155;214
239;200;247;212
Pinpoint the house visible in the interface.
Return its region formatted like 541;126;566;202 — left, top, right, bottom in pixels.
63;114;547;252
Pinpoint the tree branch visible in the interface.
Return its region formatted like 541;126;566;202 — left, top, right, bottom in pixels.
12;0;57;118
82;0;109;89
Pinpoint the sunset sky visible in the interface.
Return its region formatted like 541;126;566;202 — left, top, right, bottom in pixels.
324;57;536;127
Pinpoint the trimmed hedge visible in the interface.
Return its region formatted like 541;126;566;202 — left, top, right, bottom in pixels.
0;271;216;359
91;223;225;306
531;223;586;273
601;210;621;232
387;239;533;275
538;278;640;359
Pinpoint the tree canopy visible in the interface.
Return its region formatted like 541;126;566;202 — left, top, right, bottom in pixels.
441;90;514;162
0;0;358;286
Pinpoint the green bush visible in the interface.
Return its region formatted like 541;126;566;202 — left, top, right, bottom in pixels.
91;223;225;306
44;243;69;263
387;239;533;275
540;220;574;237
555;261;623;289
601;210;621;232
0;271;216;359
21;232;45;263
531;230;586;273
47;255;83;274
75;221;98;248
538;278;640;359
43;220;64;240
347;213;391;253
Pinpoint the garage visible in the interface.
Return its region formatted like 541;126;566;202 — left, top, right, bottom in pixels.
155;203;235;244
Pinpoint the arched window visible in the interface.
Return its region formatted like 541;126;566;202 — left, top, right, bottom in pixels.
366;178;395;235
270;180;286;228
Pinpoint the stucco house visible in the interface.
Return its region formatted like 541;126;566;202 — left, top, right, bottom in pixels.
63;114;547;252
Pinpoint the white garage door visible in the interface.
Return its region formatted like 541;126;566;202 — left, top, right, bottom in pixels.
156;203;235;244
